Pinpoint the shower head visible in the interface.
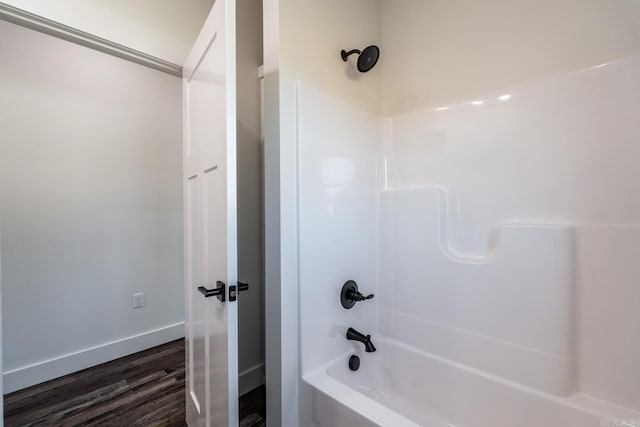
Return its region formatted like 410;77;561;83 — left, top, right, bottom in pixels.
341;45;380;73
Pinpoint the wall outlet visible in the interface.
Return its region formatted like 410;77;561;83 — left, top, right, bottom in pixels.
132;292;144;309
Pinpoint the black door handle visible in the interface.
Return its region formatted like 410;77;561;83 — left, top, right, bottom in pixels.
197;281;225;302
229;282;249;302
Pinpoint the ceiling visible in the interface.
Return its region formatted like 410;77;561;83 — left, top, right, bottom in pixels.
1;0;215;65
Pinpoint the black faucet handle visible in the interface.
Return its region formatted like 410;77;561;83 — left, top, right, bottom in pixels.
341;280;374;309
352;291;374;301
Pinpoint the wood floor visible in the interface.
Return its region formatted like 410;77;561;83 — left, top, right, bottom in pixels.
4;339;266;427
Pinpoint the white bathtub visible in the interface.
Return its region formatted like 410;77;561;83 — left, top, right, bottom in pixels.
304;337;640;427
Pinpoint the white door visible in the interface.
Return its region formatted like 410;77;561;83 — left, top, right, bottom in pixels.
183;1;238;426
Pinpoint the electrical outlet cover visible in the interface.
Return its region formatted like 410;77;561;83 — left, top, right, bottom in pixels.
132;292;144;308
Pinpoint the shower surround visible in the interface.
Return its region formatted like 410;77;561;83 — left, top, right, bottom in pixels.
270;0;640;425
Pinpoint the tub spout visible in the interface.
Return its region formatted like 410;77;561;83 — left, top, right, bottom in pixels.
346;327;376;352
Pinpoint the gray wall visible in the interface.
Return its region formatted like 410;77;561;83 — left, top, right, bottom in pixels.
1;224;3;418
236;0;265;395
0;1;265;397
0;19;184;392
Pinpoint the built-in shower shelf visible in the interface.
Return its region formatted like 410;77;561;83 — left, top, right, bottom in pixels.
379;188;573;395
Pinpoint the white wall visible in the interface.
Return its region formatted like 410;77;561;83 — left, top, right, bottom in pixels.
380;0;640;412
273;1;381;426
279;0;381;377
384;58;640;255
280;0;380;116
297;84;380;376
0;20;184;392
380;0;640;115
1;0;215;64
273;0;640;423
236;0;265;396
380;190;575;395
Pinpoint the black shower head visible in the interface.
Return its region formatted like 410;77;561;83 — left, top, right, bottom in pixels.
341;45;380;73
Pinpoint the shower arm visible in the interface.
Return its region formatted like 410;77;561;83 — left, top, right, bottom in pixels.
341;49;361;61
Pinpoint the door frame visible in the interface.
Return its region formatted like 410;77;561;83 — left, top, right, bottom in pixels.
262;1;299;425
1;223;4;425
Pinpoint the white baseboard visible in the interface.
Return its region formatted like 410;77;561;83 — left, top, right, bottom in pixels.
239;362;265;396
3;322;185;394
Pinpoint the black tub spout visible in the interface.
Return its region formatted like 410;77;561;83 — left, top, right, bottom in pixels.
346;327;376;352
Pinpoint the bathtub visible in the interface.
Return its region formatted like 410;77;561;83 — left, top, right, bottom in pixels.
303;337;640;427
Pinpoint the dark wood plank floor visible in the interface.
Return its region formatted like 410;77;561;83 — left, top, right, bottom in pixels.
4;339;265;427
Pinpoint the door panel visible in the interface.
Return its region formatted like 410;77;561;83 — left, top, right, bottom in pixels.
205;165;230;426
186;175;205;417
184;0;238;426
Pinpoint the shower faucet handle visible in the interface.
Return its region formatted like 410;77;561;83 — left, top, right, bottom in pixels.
351;291;374;302
340;280;374;309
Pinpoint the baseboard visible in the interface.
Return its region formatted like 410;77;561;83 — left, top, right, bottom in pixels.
3;322;185;394
239;362;265;396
